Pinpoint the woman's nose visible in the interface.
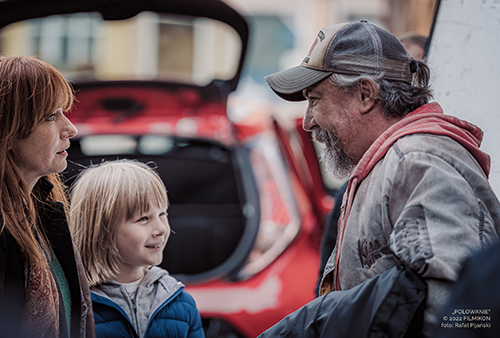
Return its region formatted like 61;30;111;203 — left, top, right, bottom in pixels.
62;115;78;139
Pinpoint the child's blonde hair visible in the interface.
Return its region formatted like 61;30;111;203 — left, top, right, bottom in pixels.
69;159;169;286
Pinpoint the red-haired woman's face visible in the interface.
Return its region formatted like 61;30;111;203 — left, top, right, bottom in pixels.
11;108;77;190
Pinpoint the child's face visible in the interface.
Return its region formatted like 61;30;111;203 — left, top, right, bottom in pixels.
114;205;170;283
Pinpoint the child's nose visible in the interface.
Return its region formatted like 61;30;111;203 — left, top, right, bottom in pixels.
153;218;168;237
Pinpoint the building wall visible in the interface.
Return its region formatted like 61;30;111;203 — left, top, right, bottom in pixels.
220;0;438;124
388;0;437;37
225;0;436;42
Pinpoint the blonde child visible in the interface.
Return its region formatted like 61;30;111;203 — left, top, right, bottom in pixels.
69;159;204;338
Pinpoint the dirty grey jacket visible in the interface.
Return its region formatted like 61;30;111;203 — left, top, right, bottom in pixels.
320;103;500;337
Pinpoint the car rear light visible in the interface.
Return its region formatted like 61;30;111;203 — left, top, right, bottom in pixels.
236;133;301;279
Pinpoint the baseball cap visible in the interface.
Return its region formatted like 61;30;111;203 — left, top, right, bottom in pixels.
264;21;414;101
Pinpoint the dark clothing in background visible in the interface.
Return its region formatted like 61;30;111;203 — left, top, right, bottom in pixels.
259;264;427;338
434;241;500;337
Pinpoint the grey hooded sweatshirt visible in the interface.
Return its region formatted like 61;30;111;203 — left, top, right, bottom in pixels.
91;266;183;337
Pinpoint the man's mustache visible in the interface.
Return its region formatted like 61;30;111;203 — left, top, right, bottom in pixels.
312;128;338;147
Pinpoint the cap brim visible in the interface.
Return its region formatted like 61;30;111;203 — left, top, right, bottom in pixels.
264;65;332;101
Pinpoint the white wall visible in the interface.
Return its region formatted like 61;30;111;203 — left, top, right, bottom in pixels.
427;0;500;194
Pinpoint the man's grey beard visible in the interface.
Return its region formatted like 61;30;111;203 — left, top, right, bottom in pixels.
313;128;357;181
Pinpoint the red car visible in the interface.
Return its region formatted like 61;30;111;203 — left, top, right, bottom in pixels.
0;0;333;336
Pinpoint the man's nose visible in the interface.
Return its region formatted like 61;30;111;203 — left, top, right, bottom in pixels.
302;108;315;131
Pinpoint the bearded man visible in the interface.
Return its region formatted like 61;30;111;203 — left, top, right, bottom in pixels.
260;21;500;337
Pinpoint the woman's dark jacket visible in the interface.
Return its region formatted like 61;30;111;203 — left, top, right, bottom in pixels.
0;177;95;338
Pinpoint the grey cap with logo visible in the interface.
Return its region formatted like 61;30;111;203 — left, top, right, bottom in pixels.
264;21;415;102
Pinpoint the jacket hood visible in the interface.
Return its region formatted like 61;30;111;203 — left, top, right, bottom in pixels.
98;266;175;285
354;102;489;183
91;266;180;294
143;266;170;287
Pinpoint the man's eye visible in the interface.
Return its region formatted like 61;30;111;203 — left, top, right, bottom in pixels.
307;96;318;103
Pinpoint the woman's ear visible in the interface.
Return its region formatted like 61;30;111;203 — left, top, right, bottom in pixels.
358;79;377;114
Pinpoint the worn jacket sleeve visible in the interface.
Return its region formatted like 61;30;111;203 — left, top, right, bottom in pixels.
387;143;498;281
385;138;500;335
258;265;427;338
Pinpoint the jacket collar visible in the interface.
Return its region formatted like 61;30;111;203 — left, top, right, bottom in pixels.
353;102;489;183
33;176;54;202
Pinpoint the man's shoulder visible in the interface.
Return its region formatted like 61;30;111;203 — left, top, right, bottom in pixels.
393;133;464;153
388;133;479;166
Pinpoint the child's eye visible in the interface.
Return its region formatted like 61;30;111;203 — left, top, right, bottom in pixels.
159;211;167;217
136;216;148;222
45;113;57;121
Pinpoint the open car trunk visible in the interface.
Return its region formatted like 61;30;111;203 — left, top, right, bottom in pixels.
0;0;256;284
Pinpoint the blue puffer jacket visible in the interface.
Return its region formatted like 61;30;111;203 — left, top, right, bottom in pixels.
91;267;204;338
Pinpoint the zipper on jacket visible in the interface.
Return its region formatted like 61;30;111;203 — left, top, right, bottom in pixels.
91;293;139;338
131;297;137;314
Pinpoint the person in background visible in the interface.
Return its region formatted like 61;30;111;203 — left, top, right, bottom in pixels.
69;159;204;338
0;55;94;338
399;31;428;60
260;20;500;337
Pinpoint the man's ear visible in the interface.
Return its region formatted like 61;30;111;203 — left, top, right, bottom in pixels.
358;79;377;114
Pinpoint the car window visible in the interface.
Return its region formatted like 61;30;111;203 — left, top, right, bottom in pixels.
0;11;241;85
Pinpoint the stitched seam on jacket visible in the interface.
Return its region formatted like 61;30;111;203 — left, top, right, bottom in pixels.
394;148;474;186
